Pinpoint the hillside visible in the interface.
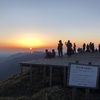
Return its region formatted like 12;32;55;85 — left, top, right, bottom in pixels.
0;65;100;100
0;66;78;100
0;51;45;80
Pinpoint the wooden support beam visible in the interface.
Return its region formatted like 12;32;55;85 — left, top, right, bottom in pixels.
72;88;77;100
85;62;92;100
50;66;52;87
43;66;46;87
72;60;79;100
85;88;90;100
20;66;23;82
30;65;33;84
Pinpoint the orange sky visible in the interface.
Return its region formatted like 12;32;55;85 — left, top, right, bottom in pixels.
1;39;97;50
0;32;99;51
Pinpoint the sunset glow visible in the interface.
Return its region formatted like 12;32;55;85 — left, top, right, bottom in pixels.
18;37;44;48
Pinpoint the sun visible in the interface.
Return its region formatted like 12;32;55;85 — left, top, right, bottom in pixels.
30;48;32;50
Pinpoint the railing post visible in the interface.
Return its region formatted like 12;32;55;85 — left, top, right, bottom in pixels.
20;66;23;82
63;66;66;87
50;66;52;87
43;66;46;87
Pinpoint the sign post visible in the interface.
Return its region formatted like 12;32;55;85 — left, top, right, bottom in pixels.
85;62;92;100
72;61;79;100
67;62;99;100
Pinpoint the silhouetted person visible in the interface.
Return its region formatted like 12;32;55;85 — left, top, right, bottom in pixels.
98;44;100;52
57;40;63;57
89;42;92;52
83;43;86;52
65;40;72;57
91;43;94;52
52;49;56;57
77;48;82;53
73;43;76;53
89;42;94;53
45;49;52;58
95;48;98;52
86;44;90;52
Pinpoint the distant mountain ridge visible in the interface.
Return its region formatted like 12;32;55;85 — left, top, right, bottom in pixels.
0;51;45;80
0;52;30;63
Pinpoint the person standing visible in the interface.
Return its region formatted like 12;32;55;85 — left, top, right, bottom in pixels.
73;43;76;53
83;43;86;52
57;40;63;57
52;49;56;57
98;44;100;52
86;44;89;52
65;40;72;57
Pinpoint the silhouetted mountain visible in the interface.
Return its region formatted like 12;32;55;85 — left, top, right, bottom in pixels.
0;51;45;80
0;56;6;63
6;52;28;59
0;52;28;63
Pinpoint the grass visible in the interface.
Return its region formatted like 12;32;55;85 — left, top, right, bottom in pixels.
0;66;99;100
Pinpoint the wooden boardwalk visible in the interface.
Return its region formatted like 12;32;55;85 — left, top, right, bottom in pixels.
20;52;100;87
20;52;100;67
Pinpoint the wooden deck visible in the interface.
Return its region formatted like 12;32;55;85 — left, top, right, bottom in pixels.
20;52;100;67
20;52;100;87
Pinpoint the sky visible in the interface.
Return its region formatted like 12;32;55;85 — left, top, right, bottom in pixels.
0;0;100;55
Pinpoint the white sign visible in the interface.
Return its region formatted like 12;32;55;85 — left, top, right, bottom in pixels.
68;63;99;88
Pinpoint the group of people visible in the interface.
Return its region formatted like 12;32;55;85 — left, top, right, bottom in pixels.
82;42;100;53
78;42;100;53
45;40;75;58
45;49;56;58
57;40;75;57
45;40;100;58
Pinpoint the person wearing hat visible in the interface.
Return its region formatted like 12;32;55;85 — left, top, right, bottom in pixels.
65;40;72;57
57;40;63;57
